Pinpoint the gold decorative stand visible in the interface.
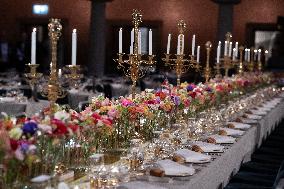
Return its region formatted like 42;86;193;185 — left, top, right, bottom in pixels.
25;64;42;100
238;46;245;75
64;65;82;88
162;20;199;86
203;41;212;83
114;10;156;97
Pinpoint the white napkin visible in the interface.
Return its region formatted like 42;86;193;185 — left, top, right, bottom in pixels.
31;175;51;183
241;118;258;124
191;141;224;153
250;110;267;115
120;181;167;189
245;114;262;120
0;97;15;102
175;149;211;163
209;134;236;144
220;127;245;136
227;122;251;130
157;159;195;176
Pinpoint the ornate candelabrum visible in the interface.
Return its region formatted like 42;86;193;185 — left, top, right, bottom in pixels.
114;10;156;97
246;47;255;72
219;32;239;77
25;64;42;100
162;20;200;86
238;46;245;75
64;65;82;88
25;19;82;114
203;41;212;83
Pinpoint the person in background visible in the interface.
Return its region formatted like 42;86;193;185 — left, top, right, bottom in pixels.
15;32;29;72
0;30;11;72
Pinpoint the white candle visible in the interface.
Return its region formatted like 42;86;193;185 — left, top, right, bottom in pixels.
177;34;181;55
166;34;171;54
244;49;247;61
257;49;261;62
138;30;141;54
72;29;77;65
149;29;153;55
192;34;196;55
229;42;232;57
58;68;62;78
265;50;269;62
197;45;200;63
119;28;122;54
130;28;134;53
130;45;133;54
31;28;36;64
248;49;250;62
217;45;220;63
254;49;257;61
235;42;238;57
224;41;228;56
181;34;184;54
232;48;236;61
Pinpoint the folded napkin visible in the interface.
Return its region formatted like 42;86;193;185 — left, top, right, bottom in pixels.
241;118;258;124
219;127;245;136
227;122;251;130
245;114;262;120
31;175;51;183
157;159;195;176
175;149;211;163
191;141;224;153
209;134;236;144
257;107;271;112
0;97;16;102
250;110;267;115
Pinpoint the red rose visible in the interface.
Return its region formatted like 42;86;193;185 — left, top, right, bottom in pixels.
10;139;18;151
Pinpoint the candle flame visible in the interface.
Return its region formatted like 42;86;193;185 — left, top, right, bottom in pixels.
73;29;77;33
33;28;37;32
258;49;261;52
265;50;268;53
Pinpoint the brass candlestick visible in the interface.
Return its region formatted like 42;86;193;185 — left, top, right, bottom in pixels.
41;18;66;114
25;64;42;100
203;41;212;83
114;10;156;97
219;32;239;77
64;65;82;88
214;62;222;79
247;47;255;72
162;20;199;86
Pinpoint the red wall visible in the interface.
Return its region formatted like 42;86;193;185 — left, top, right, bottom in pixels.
1;0;284;66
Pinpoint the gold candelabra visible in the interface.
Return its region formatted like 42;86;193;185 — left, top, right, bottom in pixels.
162;20;200;86
219;32;239;77
114;10;156;97
25;19;81;114
64;65;82;88
203;41;212;83
238;46;245;75
245;47;255;72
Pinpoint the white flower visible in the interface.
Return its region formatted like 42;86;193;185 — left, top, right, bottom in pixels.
54;110;70;122
9;127;23;140
38;124;52;133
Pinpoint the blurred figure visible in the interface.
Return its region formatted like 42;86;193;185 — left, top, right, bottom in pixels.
0;30;11;72
15;32;30;72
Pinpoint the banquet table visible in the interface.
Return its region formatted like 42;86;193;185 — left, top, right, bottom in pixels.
68;89;98;109
118;95;284;189
0;99;49;117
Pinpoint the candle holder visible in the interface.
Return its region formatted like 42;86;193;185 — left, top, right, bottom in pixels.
40;18;67;114
114;10;156;97
25;64;42;101
245;47;255;72
238;46;245;75
219;32;239;77
64;65;82;88
214;62;222;80
203;41;212;83
162;20;199;86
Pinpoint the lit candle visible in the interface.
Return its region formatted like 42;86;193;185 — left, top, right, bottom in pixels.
235;42;238;57
254;49;257;61
181;34;184;54
130;45;133;54
229;42;232;57
217;44;221;63
265;50;269;62
244;49;247;61
149;29;153;55
224;41;228;56
130;28;134;53
31;28;36;64
192;34;196;55
119;28;122;53
197;45;200;63
177;34;181;55
72;29;77;65
166;34;171;54
58;68;62;78
138;30;141;54
257;49;261;62
248;49;251;62
232;48;236;61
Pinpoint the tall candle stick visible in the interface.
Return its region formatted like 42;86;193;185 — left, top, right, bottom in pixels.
181;34;184;54
224;41;228;56
138;30;141;54
149;29;152;55
217;44;220;63
192;34;196;55
130;28;134;53
197;45;200;63
257;49;261;62
166;34;171;54
58;68;62;78
130;45;133;54
244;49;247;61
229;42;232;57
72;29;77;65
232;48;236;61
254;49;257;61
31;28;36;64
177;34;181;55
119;28;122;53
235;42;238;57
265;50;268;62
248;49;250;62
